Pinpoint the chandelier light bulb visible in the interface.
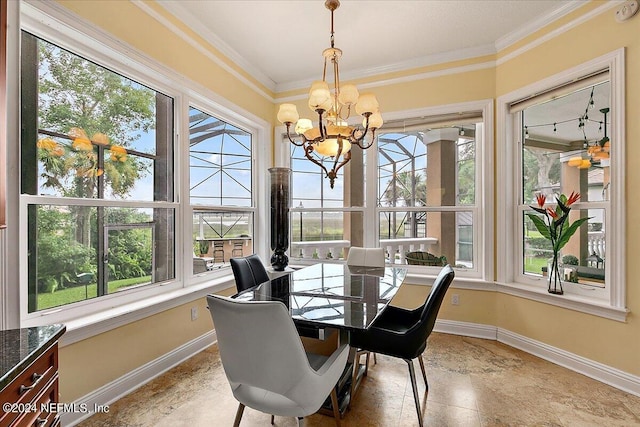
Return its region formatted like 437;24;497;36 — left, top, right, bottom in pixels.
308;87;332;112
355;93;379;116
567;156;583;167
578;159;592;169
367;111;384;129
338;84;359;106
277;103;300;124
309;80;329;93
295;118;313;135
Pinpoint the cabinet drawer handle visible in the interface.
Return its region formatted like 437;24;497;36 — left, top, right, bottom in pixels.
18;372;44;394
36;418;47;426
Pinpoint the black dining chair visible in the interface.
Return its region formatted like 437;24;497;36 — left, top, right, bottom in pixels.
348;264;455;427
230;254;271;293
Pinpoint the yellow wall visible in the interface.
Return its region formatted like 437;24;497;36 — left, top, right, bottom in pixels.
56;0;274;123
59;299;211;402
493;3;640;375
48;0;640;402
392;284;497;326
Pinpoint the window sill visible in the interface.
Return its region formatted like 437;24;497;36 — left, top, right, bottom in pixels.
405;273;497;291
496;281;629;322
56;274;235;347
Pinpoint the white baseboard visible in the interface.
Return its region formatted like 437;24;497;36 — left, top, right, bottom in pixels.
62;330;216;426
434;319;498;340
435;319;640;398
497;327;640;397
63;320;640;426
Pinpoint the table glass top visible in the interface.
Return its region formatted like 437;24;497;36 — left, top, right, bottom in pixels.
234;263;407;330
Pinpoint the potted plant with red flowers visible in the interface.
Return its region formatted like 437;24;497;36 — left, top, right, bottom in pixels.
526;192;590;294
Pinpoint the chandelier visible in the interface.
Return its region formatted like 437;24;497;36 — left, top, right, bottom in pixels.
277;0;382;189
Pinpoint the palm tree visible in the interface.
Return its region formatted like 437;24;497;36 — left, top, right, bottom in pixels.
382;171;426;207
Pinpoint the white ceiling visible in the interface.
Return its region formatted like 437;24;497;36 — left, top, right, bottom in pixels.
158;0;580;92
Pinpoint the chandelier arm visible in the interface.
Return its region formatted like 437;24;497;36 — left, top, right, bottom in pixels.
330;139;344;172
303;144;332;180
355;128;377;150
327;150;351;189
350;113;372;146
284;123;305;147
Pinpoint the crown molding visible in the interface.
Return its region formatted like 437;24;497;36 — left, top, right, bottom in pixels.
65;0;621;99
275;61;495;103
495;0;586;51
153;0;277;93
131;0;275;101
276;43;496;94
497;1;623;66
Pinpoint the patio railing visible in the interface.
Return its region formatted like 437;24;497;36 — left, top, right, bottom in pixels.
588;231;605;260
289;237;439;264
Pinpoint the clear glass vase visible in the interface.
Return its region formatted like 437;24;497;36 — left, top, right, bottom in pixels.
547;253;564;295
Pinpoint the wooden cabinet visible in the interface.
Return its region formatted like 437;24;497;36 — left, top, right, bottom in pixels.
0;325;65;427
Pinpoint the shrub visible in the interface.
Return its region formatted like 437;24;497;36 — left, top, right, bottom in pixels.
562;254;579;265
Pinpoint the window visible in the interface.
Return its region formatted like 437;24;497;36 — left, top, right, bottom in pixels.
288;139;364;261
20;32;175;313
281;100;493;280
520;82;609;289
189;107;255;273
497;50;626;318
377;117;481;271
11;4;269;329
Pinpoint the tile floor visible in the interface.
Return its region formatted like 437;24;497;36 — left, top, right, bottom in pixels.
77;333;640;426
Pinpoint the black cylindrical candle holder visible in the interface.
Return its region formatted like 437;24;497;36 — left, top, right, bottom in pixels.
269;167;291;271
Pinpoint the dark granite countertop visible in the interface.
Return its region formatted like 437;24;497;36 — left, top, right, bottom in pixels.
0;324;66;390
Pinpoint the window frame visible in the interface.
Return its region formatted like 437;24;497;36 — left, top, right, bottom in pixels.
13;1;270;329
496;49;627;321
186;100;262;279
375;102;493;281
277;99;494;284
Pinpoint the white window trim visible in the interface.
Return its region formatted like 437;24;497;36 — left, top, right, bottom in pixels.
184;97;270;284
378;101;494;281
11;1;270;333
278;100;494;282
496;49;627;322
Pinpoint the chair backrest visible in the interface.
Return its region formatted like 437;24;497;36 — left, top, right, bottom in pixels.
347;247;385;268
230;254;270;292
206;294;316;403
416;264;455;339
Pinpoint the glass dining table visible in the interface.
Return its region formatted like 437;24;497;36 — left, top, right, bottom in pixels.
232;262;408;415
233;262;408;331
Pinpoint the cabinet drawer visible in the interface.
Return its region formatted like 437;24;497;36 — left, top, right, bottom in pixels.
12;376;59;427
0;345;58;427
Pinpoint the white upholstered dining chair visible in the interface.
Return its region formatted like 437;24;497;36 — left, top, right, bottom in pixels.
346;247;385;268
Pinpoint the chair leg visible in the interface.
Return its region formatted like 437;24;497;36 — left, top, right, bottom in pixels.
364;351;370;376
233;403;245;427
296;416;305;427
373;352;377;364
271;415;275;425
418;353;428;390
405;359;424;427
330;387;341;427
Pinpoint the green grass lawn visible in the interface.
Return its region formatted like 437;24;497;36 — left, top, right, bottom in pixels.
37;275;152;311
524;257;548;275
